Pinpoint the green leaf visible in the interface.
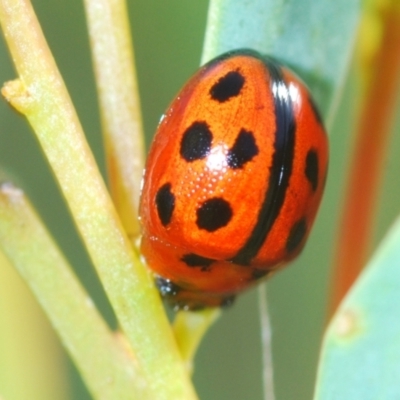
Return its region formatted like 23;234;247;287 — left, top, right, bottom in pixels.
314;216;400;400
202;0;361;123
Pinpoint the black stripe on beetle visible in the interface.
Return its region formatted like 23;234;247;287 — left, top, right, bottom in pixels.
231;57;296;266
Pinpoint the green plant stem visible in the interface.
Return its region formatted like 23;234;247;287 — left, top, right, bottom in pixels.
84;0;145;241
0;250;69;400
173;309;221;374
0;1;196;399
0;183;151;400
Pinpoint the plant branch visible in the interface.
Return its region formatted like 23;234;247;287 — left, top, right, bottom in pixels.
0;250;69;400
84;0;145;240
173;309;221;374
0;1;196;398
0;182;151;400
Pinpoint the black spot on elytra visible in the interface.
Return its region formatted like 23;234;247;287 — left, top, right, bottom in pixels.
305;149;319;191
286;219;307;253
196;197;233;232
227;129;259;169
155;276;181;297
180;121;212;162
155;183;175;226
181;253;215;271
210;70;245;102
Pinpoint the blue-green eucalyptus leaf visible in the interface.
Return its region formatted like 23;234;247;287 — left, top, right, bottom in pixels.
202;0;361;124
314;216;400;400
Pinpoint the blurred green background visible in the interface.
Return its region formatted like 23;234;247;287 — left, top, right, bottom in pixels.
0;1;399;399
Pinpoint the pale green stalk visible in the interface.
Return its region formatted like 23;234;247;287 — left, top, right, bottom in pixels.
173;309;221;374
0;1;196;398
84;0;145;240
0;183;151;400
0;251;68;400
